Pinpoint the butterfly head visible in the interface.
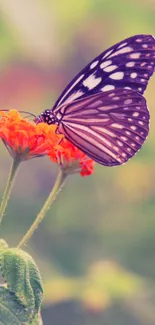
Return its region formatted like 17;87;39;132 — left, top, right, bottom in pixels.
34;110;58;125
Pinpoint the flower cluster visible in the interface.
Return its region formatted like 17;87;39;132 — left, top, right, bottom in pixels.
49;138;94;176
0;110;62;160
0;110;94;176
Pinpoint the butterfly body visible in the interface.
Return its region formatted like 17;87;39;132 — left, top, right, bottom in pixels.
35;34;155;166
38;109;58;125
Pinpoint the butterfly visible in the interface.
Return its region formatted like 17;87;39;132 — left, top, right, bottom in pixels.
35;34;155;166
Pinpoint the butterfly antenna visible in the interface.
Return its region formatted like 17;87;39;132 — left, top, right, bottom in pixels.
0;109;36;119
19;110;37;119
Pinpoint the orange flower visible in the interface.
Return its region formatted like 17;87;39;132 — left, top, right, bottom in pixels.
48;138;95;176
0;110;62;161
0;110;94;176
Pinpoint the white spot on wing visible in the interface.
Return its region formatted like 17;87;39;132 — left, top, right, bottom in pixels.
83;74;102;89
141;62;147;66
136;38;142;43
133;112;139;117
126;61;135;67
118;42;127;49
100;60;112;69
121;136;127;141
142;44;148;48
138;121;144;125
117;140;123;146
130;125;137;130
103;65;118;72
110;72;124;80
102;50;113;59
109;46;132;57
108;92;115;97
90;60;99;69
112;96;120;100
101;85;115;92
124;99;132;104
130;72;137;79
130;52;141;59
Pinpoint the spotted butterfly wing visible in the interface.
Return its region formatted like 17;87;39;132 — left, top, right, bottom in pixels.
53;34;155;110
36;34;154;166
56;89;149;166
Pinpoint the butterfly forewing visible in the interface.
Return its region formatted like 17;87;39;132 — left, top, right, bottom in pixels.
36;34;154;166
57;89;149;166
53;34;155;110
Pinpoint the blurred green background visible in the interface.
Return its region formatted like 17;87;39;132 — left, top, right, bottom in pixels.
1;1;155;324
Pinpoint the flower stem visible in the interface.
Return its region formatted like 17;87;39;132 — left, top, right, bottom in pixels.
17;168;67;248
0;158;21;226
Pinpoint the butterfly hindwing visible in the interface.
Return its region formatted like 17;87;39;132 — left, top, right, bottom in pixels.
57;88;149;166
53;34;155;110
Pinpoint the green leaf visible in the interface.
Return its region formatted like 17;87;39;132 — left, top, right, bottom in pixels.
0;287;30;324
31;313;43;325
0;248;43;323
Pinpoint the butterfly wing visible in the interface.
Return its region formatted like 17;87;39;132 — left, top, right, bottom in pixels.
57;88;149;166
53;34;155;111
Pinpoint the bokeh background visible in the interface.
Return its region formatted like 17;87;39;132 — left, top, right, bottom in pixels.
1;1;155;324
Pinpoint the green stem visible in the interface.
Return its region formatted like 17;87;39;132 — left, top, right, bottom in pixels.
0;158;21;226
17;168;67;248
